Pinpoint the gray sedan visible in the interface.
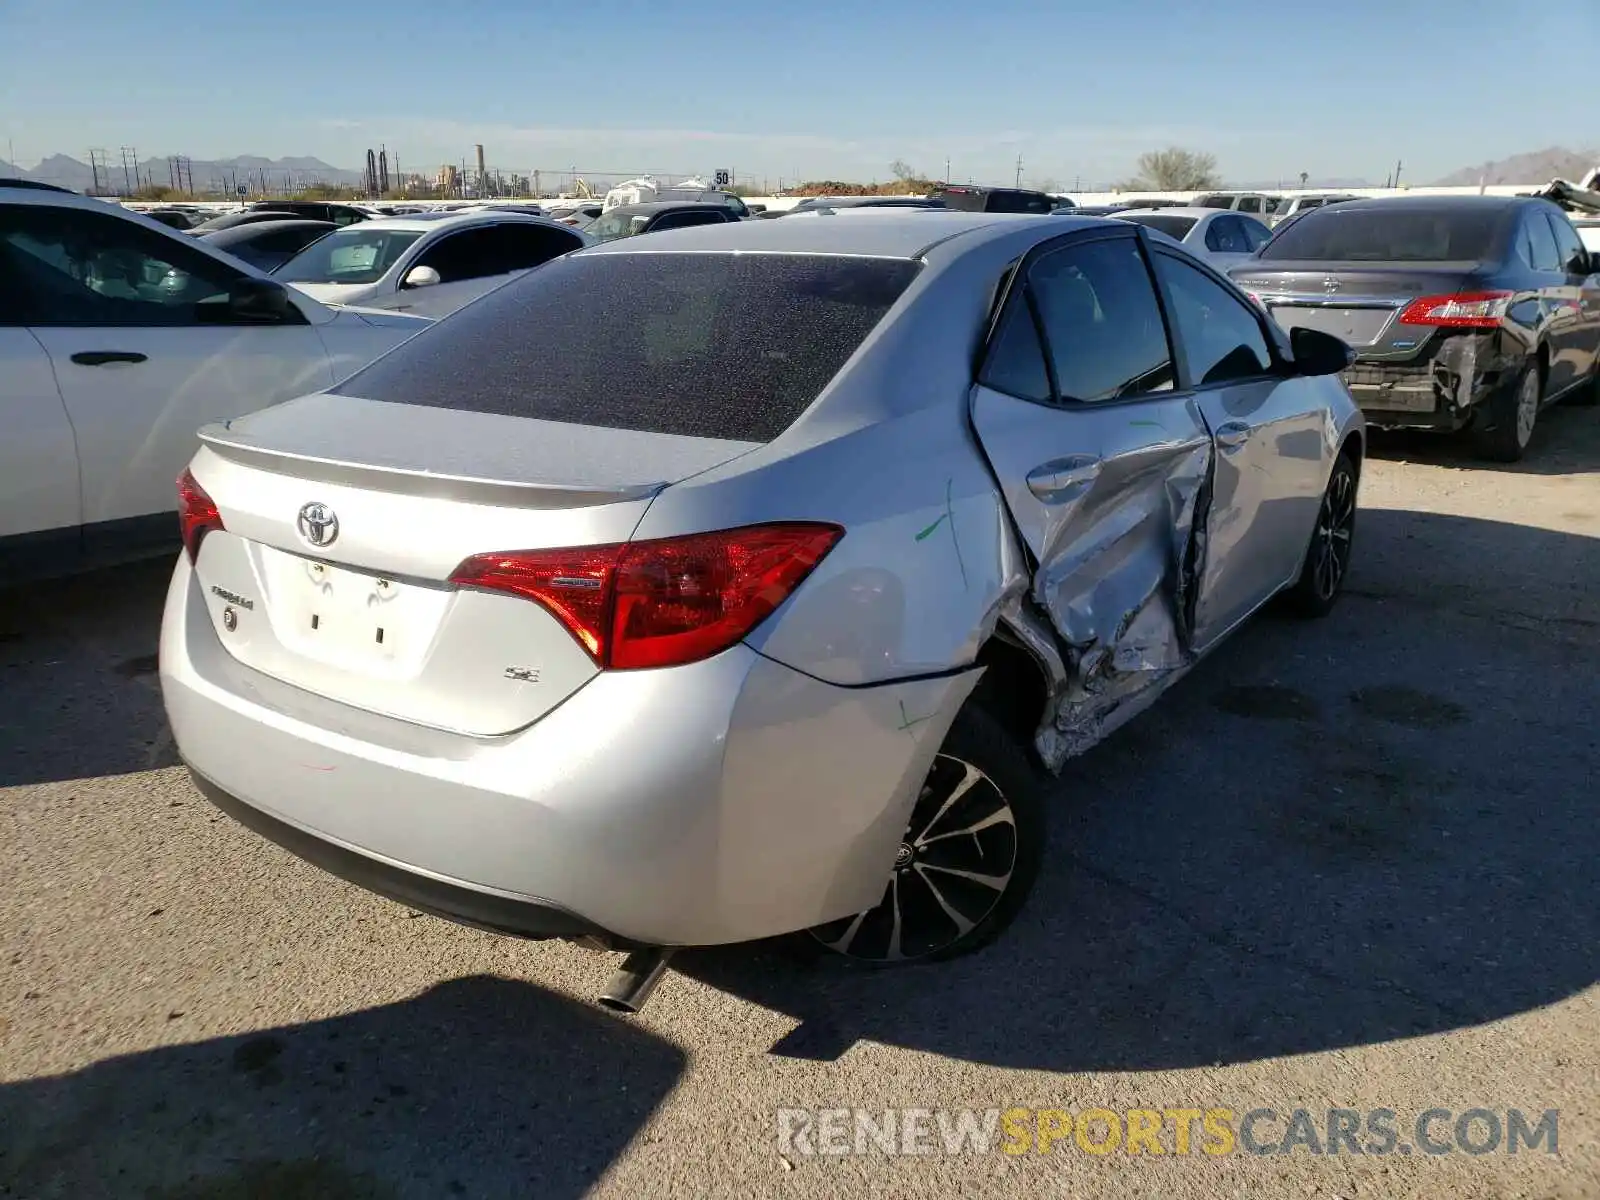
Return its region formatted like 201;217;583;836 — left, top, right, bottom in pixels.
160;212;1362;1004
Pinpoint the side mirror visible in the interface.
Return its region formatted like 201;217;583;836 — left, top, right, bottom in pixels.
402;264;441;289
223;277;296;323
1289;326;1355;377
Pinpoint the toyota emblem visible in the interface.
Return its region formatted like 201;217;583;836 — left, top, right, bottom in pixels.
297;502;339;548
1322;276;1342;294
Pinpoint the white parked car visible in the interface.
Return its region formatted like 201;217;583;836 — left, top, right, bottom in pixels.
0;180;431;581
1270;194;1359;225
1572;218;1600;254
1112;207;1274;270
274;211;593;319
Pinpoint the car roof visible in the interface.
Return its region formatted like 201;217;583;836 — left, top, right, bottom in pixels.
203;218;335;240
1331;194;1528;214
601;201;737;217
1114;207;1225;220
584;210;1073;259
322;210;566;233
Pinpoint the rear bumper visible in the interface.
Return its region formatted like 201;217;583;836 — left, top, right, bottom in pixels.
188;766;632;945
1344;332;1519;431
160;554;977;946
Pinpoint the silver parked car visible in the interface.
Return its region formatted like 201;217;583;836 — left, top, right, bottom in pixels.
160;213;1363;1006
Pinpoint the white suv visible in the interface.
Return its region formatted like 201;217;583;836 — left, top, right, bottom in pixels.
0;181;431;582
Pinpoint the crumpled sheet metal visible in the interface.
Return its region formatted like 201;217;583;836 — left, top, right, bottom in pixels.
1026;439;1212;771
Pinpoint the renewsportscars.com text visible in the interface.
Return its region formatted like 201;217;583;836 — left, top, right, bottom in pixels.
777;1106;1559;1158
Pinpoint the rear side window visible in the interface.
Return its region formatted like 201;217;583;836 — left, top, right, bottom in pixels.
1518;214;1561;272
983;190;1052;215
1261;206;1504;262
335;253;919;442
1122;213;1198;240
1204;216;1251;254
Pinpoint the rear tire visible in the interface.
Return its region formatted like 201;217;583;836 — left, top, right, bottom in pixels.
1472;363;1540;462
802;700;1045;966
1284;451;1357;619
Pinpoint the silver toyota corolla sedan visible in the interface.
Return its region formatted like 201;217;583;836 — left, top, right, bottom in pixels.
160;212;1363;1007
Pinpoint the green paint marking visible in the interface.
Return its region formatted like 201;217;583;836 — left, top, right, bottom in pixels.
914;514;948;541
897;700;934;731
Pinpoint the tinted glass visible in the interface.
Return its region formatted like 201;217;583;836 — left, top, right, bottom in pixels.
650;209;730;231
1240;217;1273;251
335;253;919;442
275;227;424;284
1118;213;1198;240
1155;252;1273;386
1029;237;1174;403
1204;216;1251;254
1520;213;1561;272
1547;212;1587;272
1237;197;1262;213
1198;195;1235;209
0;202;253;326
983;190;1052;215
1261;206;1503;262
980;297;1050;403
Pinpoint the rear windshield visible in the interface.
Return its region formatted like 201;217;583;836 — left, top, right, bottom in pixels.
1260;206;1505;262
275;227;423;284
334;252;921;442
1117;213;1198;240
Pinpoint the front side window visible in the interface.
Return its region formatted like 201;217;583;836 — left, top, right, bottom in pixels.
1237;196;1262;214
1155;252;1273;386
1028;237;1175;403
0;202;256;326
587;210;650;241
275;226;424;284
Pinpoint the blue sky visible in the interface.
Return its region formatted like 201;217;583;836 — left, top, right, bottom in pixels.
2;0;1595;188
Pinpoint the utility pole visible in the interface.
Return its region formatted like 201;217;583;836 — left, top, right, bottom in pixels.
119;146;138;195
1392;159;1404;189
945;155;951;183
1015;154;1023;188
88;149;107;195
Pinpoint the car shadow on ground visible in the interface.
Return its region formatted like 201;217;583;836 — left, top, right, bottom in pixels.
2;506;1596;1082
678;505;1600;1070
0;975;685;1199
0;556;178;787
1366;396;1600;476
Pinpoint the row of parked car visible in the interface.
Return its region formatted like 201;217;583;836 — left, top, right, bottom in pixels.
5;169;1599;1009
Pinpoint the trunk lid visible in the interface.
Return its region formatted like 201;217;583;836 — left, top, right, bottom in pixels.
187;392;759;735
1230;262;1484;357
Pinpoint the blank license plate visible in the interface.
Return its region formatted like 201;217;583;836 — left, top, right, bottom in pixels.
267;554;449;671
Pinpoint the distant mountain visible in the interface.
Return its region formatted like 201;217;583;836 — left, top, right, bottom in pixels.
10;153;366;194
1433;147;1598;187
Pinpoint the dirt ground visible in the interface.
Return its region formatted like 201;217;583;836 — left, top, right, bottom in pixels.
2;402;1597;1199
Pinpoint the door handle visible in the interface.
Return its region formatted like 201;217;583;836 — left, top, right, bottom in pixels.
1215;421;1251;450
1026;455;1101;501
70;350;147;366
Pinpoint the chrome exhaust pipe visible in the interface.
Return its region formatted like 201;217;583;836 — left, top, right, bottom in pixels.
598;948;676;1014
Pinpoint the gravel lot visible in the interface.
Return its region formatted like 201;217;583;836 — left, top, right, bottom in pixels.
2;404;1597;1200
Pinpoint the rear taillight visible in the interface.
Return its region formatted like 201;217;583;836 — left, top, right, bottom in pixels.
177;469;223;562
450;523;843;670
1397;291;1512;329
